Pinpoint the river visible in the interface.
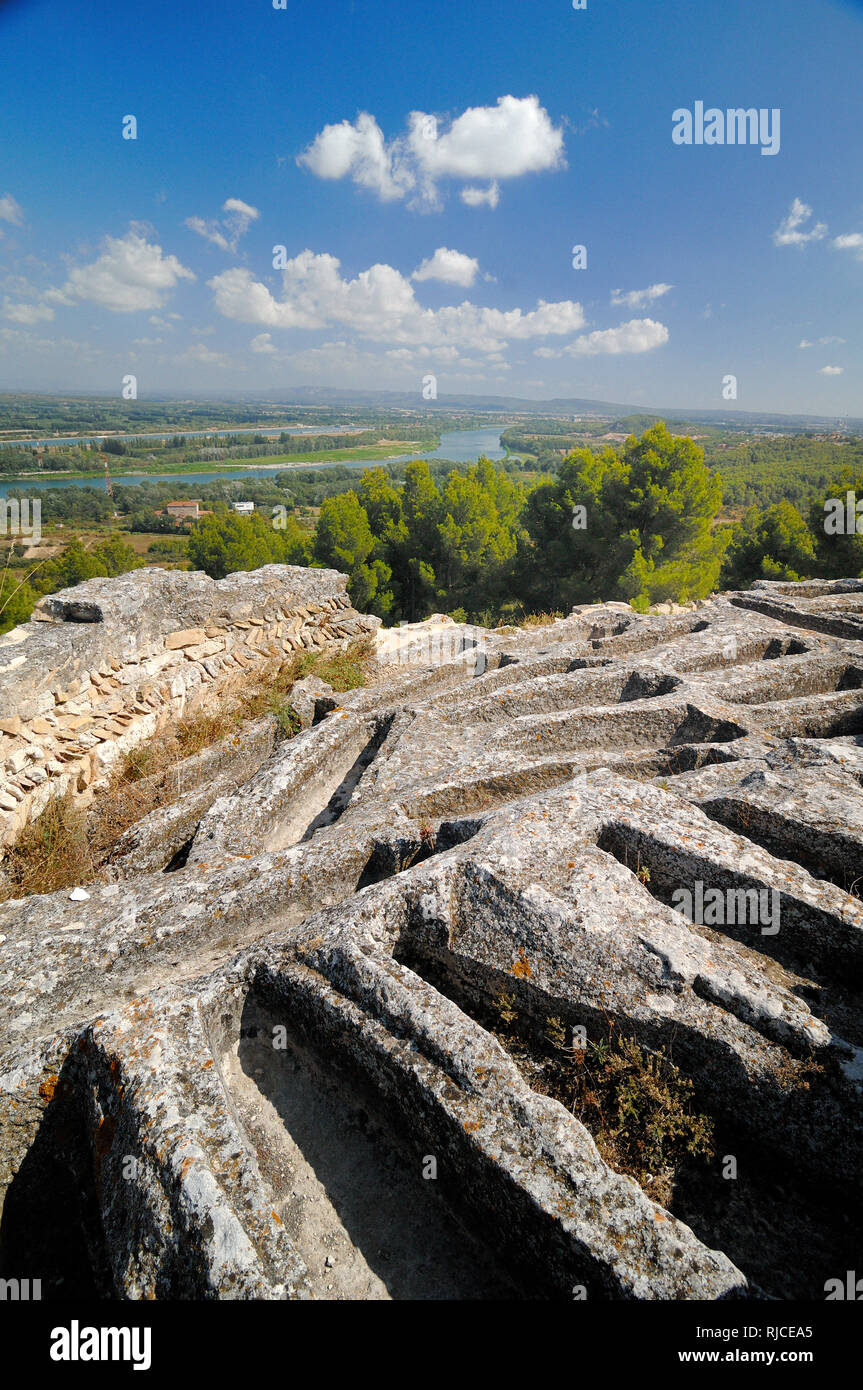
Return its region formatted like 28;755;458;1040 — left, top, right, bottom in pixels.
0;427;505;497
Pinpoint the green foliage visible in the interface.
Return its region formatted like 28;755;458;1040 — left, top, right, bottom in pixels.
0;568;37;632
314;489;393;615
600;1035;714;1177
810;474;863;579
705;434;863;508
187;510;311;579
516;424;728;610
495;990;518;1030
722;500;817;588
294;638;373;691
267;696;302;738
9;421;859;643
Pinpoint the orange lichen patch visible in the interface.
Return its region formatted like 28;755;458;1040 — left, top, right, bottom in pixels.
511;948;532;979
653;1210;667;1222
39;1074;60;1103
462;1119;481;1132
271;1211;283;1225
202;1059;214;1069
180;1156;195;1178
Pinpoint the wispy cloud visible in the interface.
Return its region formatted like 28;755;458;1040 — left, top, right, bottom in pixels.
832;231;863;262
610;283;673;309
798;336;845;348
185;198;260;252
0;193;24;226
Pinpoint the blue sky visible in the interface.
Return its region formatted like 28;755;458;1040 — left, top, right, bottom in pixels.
0;0;861;414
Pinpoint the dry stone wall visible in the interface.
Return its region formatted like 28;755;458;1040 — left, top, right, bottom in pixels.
0;564;380;847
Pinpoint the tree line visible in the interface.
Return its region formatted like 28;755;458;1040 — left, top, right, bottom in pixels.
3;424;861;636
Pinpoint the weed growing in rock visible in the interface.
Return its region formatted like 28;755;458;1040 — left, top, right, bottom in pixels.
267;696;302;738
547;1030;713;1202
295;635;375;690
496;1015;714;1206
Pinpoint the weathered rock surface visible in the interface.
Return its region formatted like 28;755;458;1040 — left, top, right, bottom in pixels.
1;574;862;1300
0;564;379;847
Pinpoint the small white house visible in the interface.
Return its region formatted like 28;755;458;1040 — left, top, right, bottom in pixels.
231;501;254;514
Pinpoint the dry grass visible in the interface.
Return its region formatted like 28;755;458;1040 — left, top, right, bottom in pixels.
0;637;374;901
295;634;376;690
517;611;564;629
0;792;95;900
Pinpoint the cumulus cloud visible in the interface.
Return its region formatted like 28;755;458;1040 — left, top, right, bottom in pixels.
209;250;586;357
412;247;480;287
832;231;863;261
0;193;23;225
773;198;827;247
536;318;669;359
298;95;564;209
610;283;673;309
57;230;195;312
297;112;409;201
250;332;277;353
819;364;843;375
185;197;261;252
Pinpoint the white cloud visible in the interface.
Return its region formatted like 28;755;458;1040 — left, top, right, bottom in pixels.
185;197;261;253
209;250;586;357
610;283;673;309
58;230;195;312
819;364;843;375
773;198;827;247
537;318;669;358
832;231;863;262
132;336;163;346
0;194;23;225
222;198;259;225
412;95;564;179
2;299;54;324
175;342;231;368
250;332;277;353
460;182;500;209
298;95;564;209
412;247;480;287
799;335;846;348
297;112;409;201
1;275;36;295
185;217;231;252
